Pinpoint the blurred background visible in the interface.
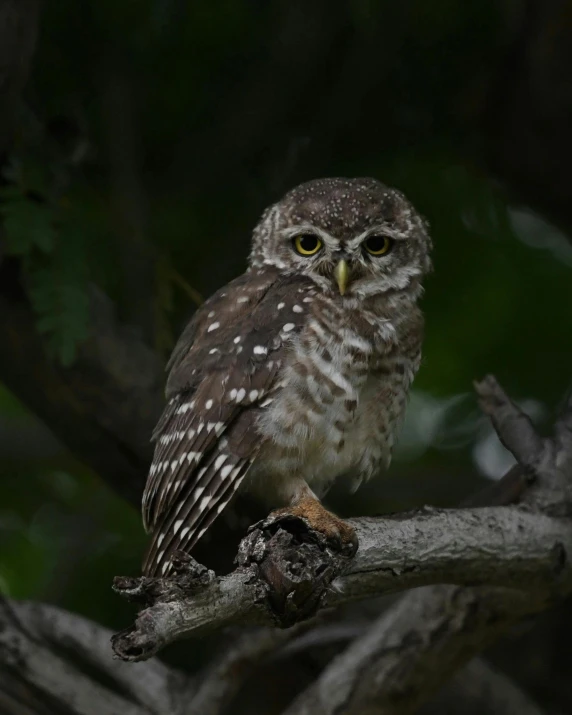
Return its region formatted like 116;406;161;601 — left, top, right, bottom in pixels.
1;1;571;713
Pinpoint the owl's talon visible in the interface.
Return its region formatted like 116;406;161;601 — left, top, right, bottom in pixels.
271;496;358;557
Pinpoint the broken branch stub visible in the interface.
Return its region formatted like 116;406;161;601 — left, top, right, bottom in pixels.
237;513;356;627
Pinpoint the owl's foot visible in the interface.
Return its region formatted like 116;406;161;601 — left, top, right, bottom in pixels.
271;496;358;556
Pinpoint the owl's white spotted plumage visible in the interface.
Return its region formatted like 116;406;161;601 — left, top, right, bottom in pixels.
142;177;432;576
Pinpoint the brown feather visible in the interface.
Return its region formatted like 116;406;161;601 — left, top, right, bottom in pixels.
141;268;313;575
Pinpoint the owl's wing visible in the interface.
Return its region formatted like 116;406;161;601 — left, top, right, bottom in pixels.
142;267;316;576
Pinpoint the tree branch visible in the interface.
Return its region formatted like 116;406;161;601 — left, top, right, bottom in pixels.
112;504;572;661
15;601;183;713
474;375;546;470
0;597;186;715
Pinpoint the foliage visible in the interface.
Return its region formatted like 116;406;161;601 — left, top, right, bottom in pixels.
0;161;89;366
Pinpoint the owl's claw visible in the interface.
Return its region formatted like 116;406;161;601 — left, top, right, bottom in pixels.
271;496;358;557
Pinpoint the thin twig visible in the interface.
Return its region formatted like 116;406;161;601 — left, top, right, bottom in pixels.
474;375;546;468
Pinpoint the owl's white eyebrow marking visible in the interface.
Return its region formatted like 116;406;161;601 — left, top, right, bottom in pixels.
344;228;378;250
207;322;220;332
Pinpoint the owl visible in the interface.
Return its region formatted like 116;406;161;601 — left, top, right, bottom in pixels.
142;177;432;576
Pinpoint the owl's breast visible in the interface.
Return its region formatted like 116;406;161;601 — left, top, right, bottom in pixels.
252;302;415;496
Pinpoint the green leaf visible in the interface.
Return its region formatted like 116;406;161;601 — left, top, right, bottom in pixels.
26;214;90;366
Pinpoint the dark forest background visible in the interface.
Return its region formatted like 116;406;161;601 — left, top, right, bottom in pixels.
1;1;572;713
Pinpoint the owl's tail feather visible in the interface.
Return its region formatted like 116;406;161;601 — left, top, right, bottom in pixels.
142;455;250;577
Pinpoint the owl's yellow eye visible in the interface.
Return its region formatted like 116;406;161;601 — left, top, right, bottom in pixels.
293;234;322;256
364;235;392;256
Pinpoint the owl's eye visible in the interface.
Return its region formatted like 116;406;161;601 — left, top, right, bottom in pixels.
293;234;322;256
363;235;392;256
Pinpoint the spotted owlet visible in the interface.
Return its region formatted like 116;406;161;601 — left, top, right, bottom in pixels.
142;177;432;576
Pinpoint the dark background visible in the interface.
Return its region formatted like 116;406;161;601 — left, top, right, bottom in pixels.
1;1;571;712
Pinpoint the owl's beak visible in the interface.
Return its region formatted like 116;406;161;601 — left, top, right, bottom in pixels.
334;259;350;295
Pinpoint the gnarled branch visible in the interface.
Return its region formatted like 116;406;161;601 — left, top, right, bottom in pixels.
113;376;572;675
112;505;572;662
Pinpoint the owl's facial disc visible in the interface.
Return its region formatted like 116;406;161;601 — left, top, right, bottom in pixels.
248;177;432;298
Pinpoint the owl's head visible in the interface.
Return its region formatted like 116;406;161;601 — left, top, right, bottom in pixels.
249;177;432;300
